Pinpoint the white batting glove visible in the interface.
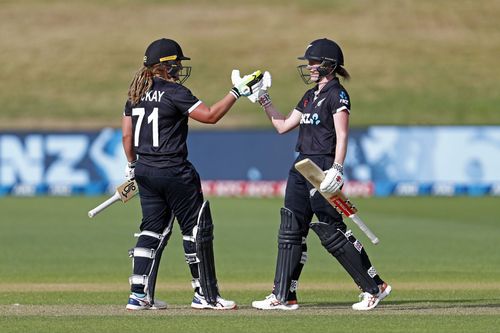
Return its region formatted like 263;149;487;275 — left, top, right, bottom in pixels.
230;70;264;99
124;160;137;181
320;163;344;193
248;71;272;104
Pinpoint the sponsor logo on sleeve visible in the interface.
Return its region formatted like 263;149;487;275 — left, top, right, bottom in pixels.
339;91;349;105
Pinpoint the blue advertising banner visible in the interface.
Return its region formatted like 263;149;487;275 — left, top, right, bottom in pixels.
1;127;499;197
346;127;500;196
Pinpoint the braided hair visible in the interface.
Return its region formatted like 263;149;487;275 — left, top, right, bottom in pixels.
127;64;171;106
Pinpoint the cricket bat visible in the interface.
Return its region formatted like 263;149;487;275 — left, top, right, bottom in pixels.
88;179;139;218
295;158;380;245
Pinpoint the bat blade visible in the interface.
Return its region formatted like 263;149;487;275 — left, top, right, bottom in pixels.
294;158;380;244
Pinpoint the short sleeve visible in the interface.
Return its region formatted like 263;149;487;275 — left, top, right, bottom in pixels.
171;86;202;115
123;99;132;116
295;92;310;113
329;89;351;114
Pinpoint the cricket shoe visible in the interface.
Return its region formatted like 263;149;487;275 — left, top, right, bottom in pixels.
377;282;392;301
191;292;237;310
352;283;391;311
251;293;299;310
126;293;167;310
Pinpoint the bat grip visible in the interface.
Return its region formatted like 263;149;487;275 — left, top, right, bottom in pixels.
88;192;121;218
350;214;380;245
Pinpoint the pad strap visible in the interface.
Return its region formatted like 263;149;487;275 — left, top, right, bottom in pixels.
182;225;198;243
300;252;308;264
185;253;200;264
129;274;149;286
134;230;164;240
191;278;201;289
130;247;156;259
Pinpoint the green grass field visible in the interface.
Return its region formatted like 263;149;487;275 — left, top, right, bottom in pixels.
0;196;498;332
1;1;499;331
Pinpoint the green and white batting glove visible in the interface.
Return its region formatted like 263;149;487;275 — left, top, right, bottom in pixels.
248;71;272;107
230;70;264;99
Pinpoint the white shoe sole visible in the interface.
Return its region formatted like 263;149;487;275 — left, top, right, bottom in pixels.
352;300;380;311
191;303;237;310
126;304;150;311
126;302;167;310
251;302;299;310
126;304;167;310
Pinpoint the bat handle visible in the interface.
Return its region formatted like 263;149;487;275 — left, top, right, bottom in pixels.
350;214;380;245
88;192;121;218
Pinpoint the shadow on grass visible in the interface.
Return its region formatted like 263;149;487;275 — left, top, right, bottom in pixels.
302;298;500;310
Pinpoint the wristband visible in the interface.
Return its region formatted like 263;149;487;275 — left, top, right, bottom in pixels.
229;87;241;99
332;162;343;174
128;159;137;168
258;93;272;108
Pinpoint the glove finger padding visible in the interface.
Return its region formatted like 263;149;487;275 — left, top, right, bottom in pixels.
243;70;264;95
231;69;242;85
248;71;272;103
230;70;263;98
320;168;344;193
262;71;272;89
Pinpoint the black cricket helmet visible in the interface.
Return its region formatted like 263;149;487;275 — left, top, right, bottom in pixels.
297;38;344;84
143;38;191;84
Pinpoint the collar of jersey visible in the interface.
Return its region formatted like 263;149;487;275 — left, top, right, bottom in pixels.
313;77;340;95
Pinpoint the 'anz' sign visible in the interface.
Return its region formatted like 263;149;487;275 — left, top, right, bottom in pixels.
0;129;126;194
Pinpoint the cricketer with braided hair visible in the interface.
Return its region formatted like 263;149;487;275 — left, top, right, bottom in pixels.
122;38;263;310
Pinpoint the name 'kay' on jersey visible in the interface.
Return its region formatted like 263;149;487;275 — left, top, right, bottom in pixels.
141;90;165;103
295;77;351;155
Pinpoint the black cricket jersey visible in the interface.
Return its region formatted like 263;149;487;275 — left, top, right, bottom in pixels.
124;77;201;168
294;77;351;155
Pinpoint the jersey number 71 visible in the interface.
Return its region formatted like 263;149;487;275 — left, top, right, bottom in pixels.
132;107;159;147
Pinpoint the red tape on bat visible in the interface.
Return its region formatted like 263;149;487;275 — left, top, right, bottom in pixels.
330;196;357;216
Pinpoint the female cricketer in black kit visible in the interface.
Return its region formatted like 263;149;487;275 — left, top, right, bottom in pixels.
121;38;262;310
251;38;391;311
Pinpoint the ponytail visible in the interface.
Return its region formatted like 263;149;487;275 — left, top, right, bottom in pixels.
127;64;175;105
336;65;351;80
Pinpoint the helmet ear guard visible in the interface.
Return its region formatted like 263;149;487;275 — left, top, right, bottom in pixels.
297;59;337;84
161;61;192;84
317;59;337;77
